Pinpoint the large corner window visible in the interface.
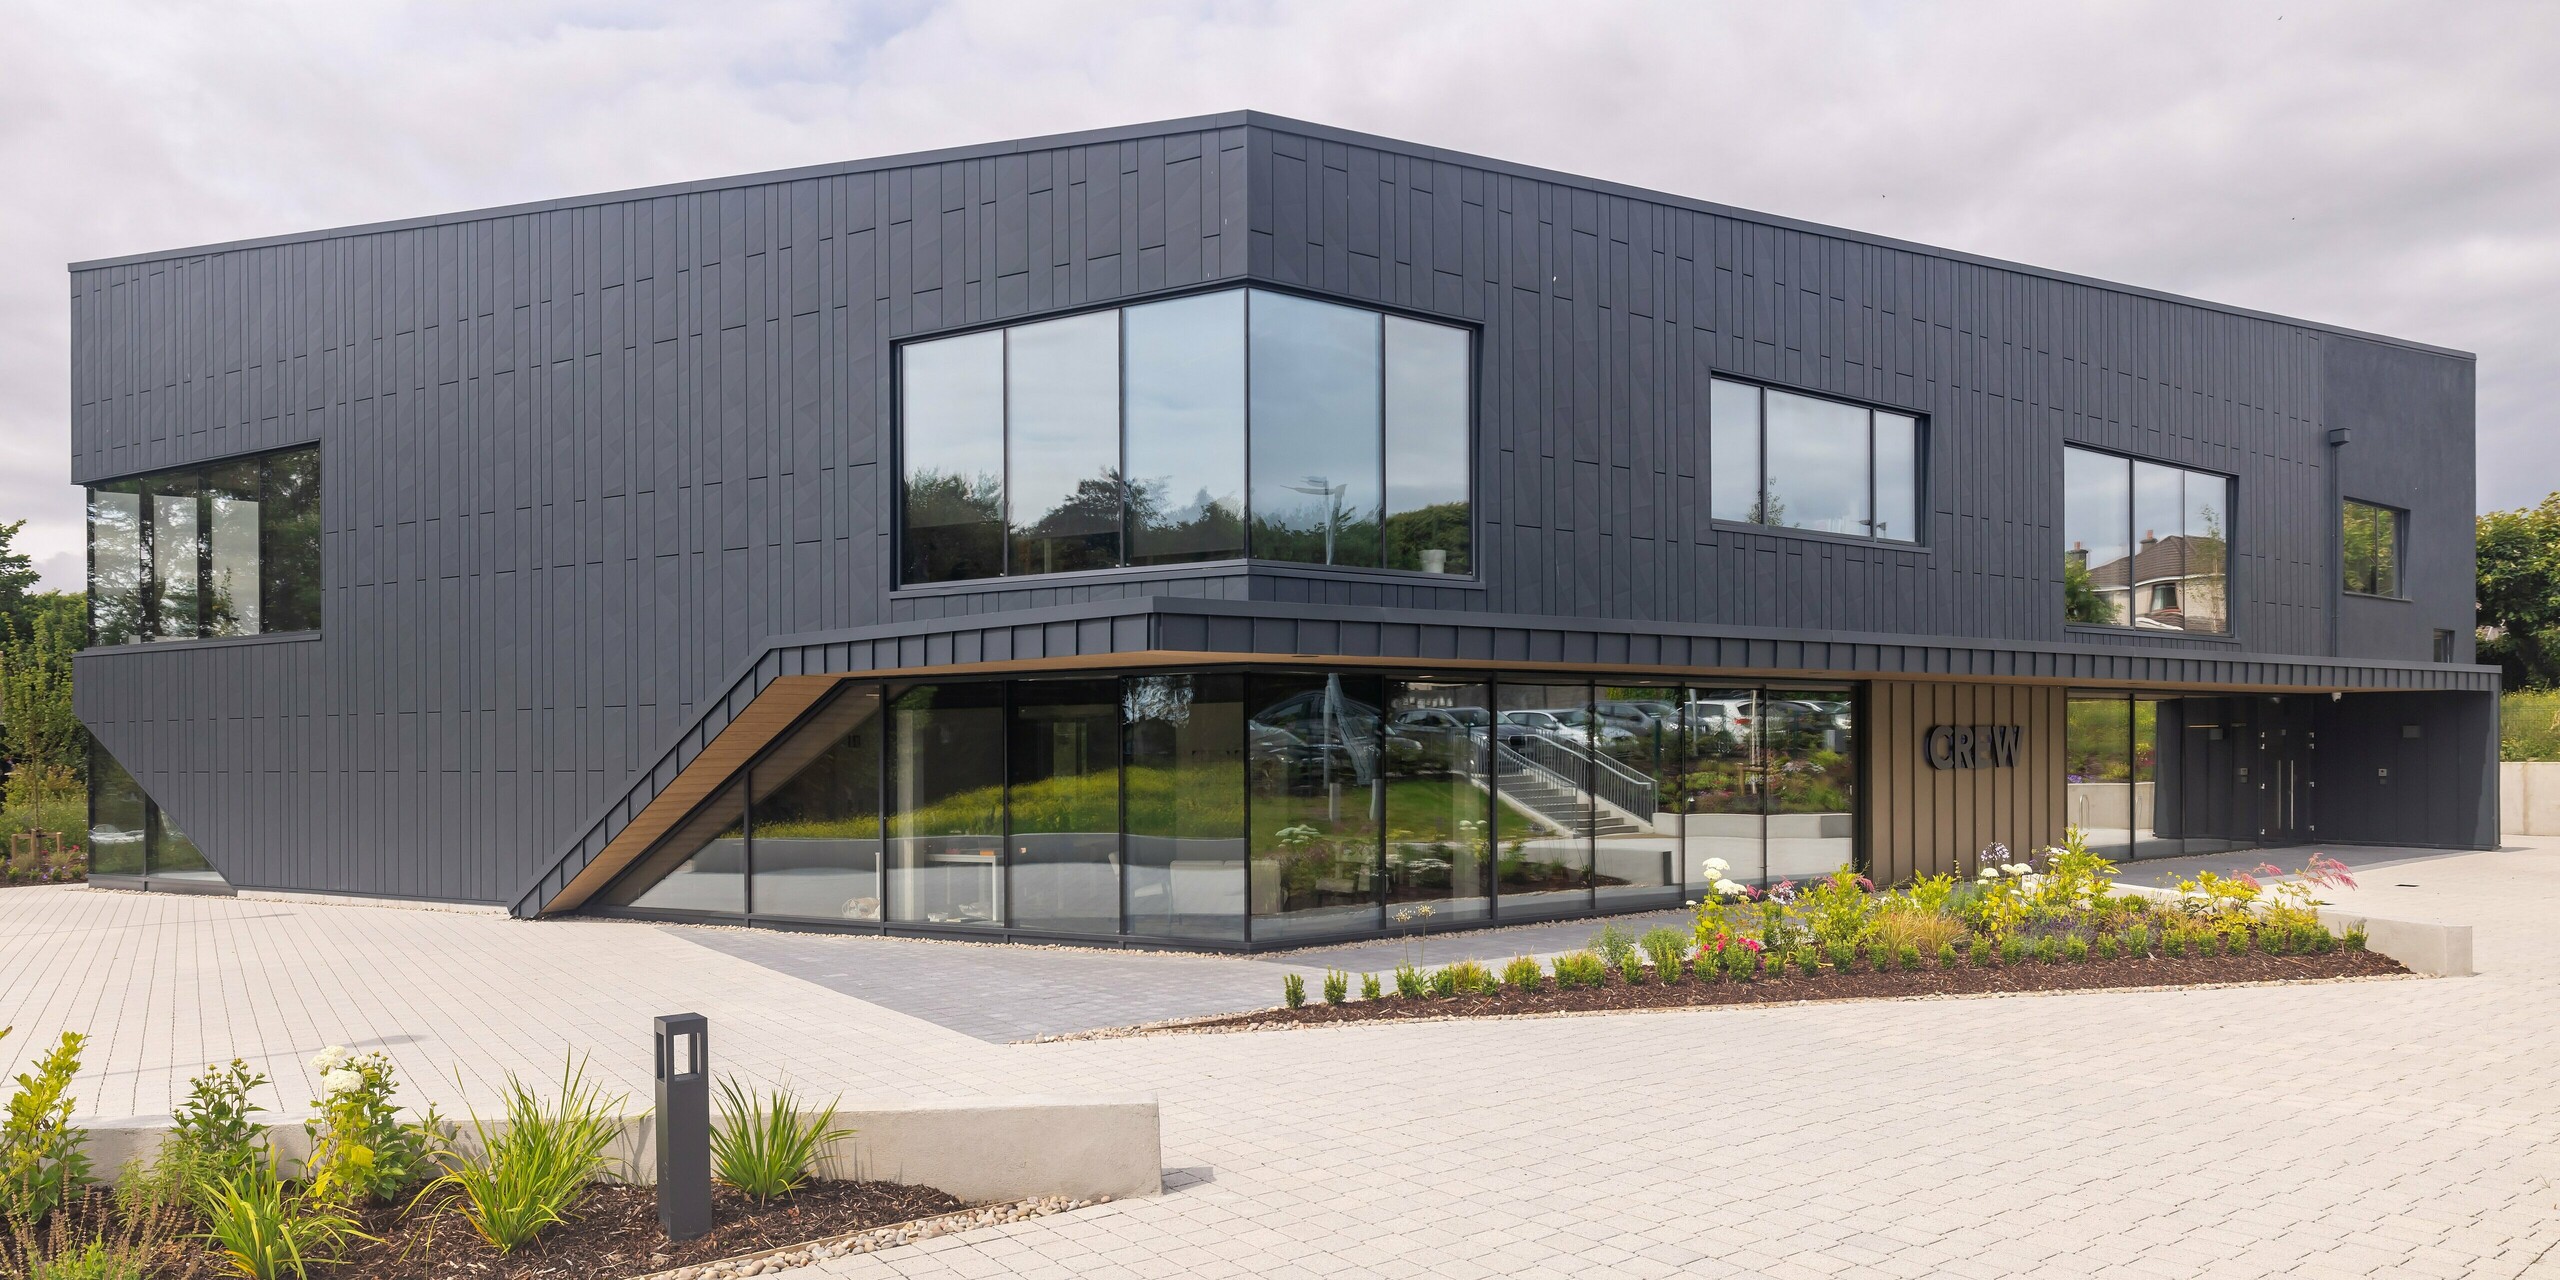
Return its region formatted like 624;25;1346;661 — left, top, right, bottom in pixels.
86;444;319;647
1710;378;1921;543
87;743;220;883
2061;445;2230;634
2342;499;2403;598
899;289;1472;585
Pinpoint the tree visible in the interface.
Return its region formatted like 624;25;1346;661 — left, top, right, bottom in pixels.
2063;557;2114;624
0;520;37;634
1;593;86;793
2477;493;2560;689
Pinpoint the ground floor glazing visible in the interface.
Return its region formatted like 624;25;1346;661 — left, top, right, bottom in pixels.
591;669;1858;946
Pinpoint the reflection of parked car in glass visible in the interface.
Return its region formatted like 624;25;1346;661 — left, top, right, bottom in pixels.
1388;706;1490;753
1682;698;1755;738
1595;700;1675;735
1497;708;1575;744
1547;706;1638;747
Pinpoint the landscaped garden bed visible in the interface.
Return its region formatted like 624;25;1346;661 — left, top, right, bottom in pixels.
1166;833;2409;1035
0;1038;1007;1279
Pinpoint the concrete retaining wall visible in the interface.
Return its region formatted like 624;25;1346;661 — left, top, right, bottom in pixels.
2499;761;2560;836
79;1095;1161;1203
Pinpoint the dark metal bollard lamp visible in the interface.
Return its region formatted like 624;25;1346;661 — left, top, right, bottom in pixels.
654;1012;712;1240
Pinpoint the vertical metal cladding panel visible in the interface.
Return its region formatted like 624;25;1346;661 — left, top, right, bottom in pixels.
67;125;1245;902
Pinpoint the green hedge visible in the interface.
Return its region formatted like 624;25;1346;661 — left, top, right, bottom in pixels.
2502;690;2560;761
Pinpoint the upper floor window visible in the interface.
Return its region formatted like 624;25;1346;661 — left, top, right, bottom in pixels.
898;288;1472;586
2341;499;2403;598
1710;378;1921;543
87;444;319;647
2062;445;2230;634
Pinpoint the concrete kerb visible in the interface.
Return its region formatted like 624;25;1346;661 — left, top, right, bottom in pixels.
79;1095;1163;1204
2107;880;2473;977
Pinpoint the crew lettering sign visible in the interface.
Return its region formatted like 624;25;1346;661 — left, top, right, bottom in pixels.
1926;724;2021;770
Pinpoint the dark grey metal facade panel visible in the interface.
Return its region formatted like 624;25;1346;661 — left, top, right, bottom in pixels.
2325;335;2478;664
69;115;2485;909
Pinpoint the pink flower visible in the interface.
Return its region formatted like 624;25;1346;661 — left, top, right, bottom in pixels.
1741;938;1764;953
1855;876;1875;892
2236;873;2264;891
2252;862;2284;876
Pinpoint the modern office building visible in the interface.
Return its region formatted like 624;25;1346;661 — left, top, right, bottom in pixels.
69;113;2495;947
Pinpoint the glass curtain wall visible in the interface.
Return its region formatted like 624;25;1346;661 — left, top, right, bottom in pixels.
85;444;322;646
599;673;1868;942
1594;686;1682;908
1008;678;1122;935
1493;682;1594;918
900;288;1472;584
1124;674;1246;940
1383;680;1495;923
1247;673;1385;942
1763;690;1856;881
87;745;149;877
1710;377;1922;544
2068;691;2182;862
750;686;885;921
887;683;1006;927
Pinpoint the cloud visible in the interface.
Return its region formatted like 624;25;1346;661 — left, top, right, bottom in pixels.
4;0;2554;590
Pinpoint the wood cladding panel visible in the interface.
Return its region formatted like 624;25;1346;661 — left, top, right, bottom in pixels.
1864;680;2066;881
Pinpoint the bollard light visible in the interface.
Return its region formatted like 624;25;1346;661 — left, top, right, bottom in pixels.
654;1012;712;1240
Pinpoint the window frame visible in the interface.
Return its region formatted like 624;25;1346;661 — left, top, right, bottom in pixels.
1705;373;1930;549
84;440;323;650
890;284;1481;590
2059;443;2239;639
2340;497;2408;600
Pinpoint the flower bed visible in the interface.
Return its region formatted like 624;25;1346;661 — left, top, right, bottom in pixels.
1208;834;2407;1034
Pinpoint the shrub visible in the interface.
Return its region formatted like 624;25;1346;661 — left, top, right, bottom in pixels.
2163;929;2187;958
1589;923;1640;974
1394;964;1428;999
1895;943;1920;971
710;1078;854;1202
2123;924;2150;956
1429;966;1459;998
1442;961;1496;995
2033;936;2061;963
420;1057;625;1254
2343;927;2368;952
1936;941;1958;969
1866;946;1890;974
1500;956;1544;990
1871;906;1965;958
1968;936;1992;967
1825;940;1856;971
2094;933;2119;960
302;1048;436;1207
1321;970;1349;1005
2312;927;2336;954
200;1161;362;1280
1797;867;1877;952
1722;944;1760;981
1360;973;1383;1000
0;1028;91;1224
1792;947;1819;976
1639;927;1687;981
1999;936;2026;966
2064;935;2090;963
1281;974;1306;1009
1551;951;1609;989
166;1058;269;1199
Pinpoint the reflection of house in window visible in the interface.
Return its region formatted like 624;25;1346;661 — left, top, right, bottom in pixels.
2086;530;2228;632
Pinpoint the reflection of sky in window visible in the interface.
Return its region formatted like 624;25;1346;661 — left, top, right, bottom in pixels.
1124;292;1244;522
1763;389;1867;534
1873;412;1918;541
901;330;1003;486
1248;290;1380;531
2063;447;2129;565
1384;316;1468;514
1709;379;1761;521
1004;311;1119;532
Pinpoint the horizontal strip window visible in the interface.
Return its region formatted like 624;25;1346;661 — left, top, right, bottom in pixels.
2063;445;2231;636
86;444;319;647
2342;498;2405;598
899;288;1473;586
1710;377;1922;544
593;673;1859;947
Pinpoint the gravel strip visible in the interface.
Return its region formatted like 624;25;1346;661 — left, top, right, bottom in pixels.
633;1196;1106;1280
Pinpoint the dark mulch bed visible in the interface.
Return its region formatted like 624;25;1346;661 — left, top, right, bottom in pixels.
1165;948;2412;1033
19;1180;964;1280
333;1180;966;1279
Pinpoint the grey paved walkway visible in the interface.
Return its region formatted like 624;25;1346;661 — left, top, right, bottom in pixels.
7;838;2558;1278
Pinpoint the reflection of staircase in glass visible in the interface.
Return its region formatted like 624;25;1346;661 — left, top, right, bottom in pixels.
1491;739;1650;836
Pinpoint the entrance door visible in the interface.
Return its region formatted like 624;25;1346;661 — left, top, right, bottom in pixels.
2252;697;2315;845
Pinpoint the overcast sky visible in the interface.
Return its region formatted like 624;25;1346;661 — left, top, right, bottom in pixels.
4;0;2554;590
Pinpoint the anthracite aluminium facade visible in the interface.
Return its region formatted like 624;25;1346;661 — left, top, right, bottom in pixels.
67;112;2495;947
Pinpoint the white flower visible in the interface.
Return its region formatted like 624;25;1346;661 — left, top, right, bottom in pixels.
1977;867;1999;881
1712;878;1748;898
321;1068;364;1097
310;1046;351;1073
1703;858;1731;876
